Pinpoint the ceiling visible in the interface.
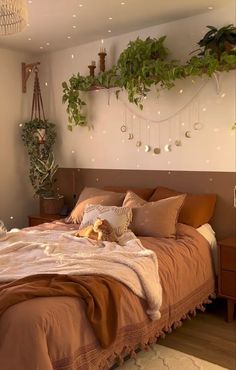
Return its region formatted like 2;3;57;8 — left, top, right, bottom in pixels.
0;0;234;54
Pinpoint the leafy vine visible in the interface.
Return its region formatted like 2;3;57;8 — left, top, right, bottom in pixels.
62;29;236;130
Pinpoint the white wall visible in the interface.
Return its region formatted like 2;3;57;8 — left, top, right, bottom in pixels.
0;48;38;229
40;4;235;172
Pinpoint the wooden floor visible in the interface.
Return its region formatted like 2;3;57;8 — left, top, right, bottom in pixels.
158;298;236;370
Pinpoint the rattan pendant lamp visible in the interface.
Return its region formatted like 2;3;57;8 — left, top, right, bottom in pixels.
0;0;28;35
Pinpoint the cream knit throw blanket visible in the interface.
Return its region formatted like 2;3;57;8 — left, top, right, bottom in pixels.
0;230;162;320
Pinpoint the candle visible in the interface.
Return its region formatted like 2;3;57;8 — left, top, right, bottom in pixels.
100;39;106;53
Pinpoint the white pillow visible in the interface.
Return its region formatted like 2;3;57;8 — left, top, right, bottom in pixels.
79;204;132;236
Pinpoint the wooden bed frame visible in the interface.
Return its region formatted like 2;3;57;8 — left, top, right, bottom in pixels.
53;168;235;240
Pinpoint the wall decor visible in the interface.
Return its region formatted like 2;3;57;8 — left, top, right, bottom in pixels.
62;26;236;130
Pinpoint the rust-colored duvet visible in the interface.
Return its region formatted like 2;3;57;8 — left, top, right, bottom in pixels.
0;222;215;370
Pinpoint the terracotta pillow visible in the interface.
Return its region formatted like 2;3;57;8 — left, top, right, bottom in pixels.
149;187;217;228
104;186;154;200
123;191;186;238
79;204;132;236
66;187;125;224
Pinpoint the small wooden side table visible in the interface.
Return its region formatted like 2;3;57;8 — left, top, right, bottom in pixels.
218;236;236;322
28;214;61;227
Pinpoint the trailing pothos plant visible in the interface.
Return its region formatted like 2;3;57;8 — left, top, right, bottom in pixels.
62;31;236;130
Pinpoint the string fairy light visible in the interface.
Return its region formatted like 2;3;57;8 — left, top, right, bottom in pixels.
117;78;209;124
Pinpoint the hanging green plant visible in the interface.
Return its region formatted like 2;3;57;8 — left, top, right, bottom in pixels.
21;118;57;195
62;32;236;131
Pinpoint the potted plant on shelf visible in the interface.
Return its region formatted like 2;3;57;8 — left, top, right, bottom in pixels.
34;153;64;215
195;24;236;59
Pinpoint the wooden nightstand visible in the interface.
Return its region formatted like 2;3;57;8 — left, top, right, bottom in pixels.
28;214;61;227
218;236;236;322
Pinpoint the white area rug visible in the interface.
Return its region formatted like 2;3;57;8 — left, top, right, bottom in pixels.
120;344;228;370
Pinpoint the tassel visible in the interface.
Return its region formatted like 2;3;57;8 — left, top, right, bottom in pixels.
130;349;137;359
160;331;166;339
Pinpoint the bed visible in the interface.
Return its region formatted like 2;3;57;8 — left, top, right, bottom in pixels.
0;185;217;370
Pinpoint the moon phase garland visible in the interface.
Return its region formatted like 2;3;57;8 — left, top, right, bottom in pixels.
119;79;208;154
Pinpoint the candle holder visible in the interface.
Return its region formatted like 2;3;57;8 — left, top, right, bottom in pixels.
88;64;96;77
98;51;107;73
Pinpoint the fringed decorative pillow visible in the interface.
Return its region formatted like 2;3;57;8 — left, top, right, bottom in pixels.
66;187;125;224
79;204;132;236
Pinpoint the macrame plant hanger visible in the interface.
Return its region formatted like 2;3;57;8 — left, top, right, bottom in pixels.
31;66;46;122
31;67;46;145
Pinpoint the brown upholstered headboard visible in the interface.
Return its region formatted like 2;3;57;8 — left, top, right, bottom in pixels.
55;168;236;239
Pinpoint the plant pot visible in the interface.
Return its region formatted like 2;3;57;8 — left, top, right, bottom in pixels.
41;195;64;215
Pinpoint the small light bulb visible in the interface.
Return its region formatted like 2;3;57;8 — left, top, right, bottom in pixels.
45;82;48;86
108;17;113;20
28;37;31;41
221;93;226;98
72;14;77;18
108;30;112;33
67;35;71;39
46;42;50;46
158;111;161;115
71;150;75;154
132;114;136;119
179;89;184;94
208;6;213;10
10;216;14;220
72;25;76;29
39;46;43;49
19;123;23;127
71;54;74;59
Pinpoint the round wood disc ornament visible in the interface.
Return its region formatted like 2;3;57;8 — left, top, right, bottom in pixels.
153;147;161;154
175;139;182;147
128;133;134;140
120;124;127;133
144;144;151;152
136;140;142;147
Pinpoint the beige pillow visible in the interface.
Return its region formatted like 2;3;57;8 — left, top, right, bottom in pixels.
123;191;186;238
66;187;125;224
79;204;132;236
